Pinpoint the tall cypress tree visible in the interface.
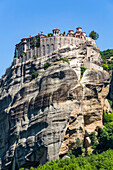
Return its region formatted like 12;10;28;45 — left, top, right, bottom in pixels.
14;47;17;58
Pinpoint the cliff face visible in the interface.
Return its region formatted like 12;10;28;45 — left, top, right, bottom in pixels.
0;43;110;169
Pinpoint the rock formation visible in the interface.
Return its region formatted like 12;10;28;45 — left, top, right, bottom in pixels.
0;42;111;169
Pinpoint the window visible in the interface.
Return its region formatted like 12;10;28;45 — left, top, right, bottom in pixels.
29;52;31;58
51;44;54;51
47;45;50;54
64;39;65;45
43;45;45;56
59;43;61;48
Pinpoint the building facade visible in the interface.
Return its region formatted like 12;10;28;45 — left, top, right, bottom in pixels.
15;27;89;62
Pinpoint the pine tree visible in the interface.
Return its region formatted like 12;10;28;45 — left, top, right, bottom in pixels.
14;47;17;58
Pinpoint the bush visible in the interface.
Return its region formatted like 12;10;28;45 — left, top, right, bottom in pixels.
44;62;51;70
31;70;38;80
102;64;109;71
19;150;113;170
89;31;99;40
107;99;113;109
48;33;53;37
21;52;26;57
90;132;98;149
103;111;113;125
81;66;86;76
36;36;40;48
60;57;70;64
100;49;113;71
33;55;37;60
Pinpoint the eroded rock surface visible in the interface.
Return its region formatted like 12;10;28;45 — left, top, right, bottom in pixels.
0;62;110;169
0;43;111;169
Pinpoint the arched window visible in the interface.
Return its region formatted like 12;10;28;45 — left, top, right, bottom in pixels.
51;44;54;51
71;39;73;46
47;44;50;54
29;52;31;58
43;45;45;56
64;39;65;45
58;43;61;48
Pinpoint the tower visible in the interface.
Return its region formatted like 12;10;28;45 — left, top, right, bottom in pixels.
53;28;60;35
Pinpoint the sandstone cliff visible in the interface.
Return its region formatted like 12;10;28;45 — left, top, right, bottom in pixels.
0;43;110;169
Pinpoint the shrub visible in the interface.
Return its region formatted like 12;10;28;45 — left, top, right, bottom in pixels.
21;52;26;57
81;66;86;76
102;64;109;71
60;57;70;64
48;33;53;37
103;111;113;125
44;62;51;70
31;70;38;80
19;150;113;170
107;99;113;109
31;37;36;47
14;47;17;58
33;55;37;60
90;132;98;149
36;36;40;48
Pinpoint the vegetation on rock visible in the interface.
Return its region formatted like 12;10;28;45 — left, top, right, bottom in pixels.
33;55;37;60
36;35;40;47
89;31;99;40
31;70;38;80
19;149;113;170
102;63;109;71
48;33;53;37
89;111;113;153
100;49;113;71
60;57;70;64
21;52;26;57
107;99;113;109
81;66;86;77
31;37;37;47
14;47;17;58
44;62;51;70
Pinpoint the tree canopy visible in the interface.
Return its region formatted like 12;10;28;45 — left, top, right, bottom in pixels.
89;31;99;40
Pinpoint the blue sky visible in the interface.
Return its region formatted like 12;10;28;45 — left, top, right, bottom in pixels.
0;0;113;77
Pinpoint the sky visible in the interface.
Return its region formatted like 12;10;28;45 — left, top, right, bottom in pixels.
0;0;113;77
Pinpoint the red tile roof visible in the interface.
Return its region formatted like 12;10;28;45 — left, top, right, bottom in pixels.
53;28;60;31
68;30;74;32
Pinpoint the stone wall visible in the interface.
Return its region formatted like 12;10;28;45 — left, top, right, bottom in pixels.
0;63;110;169
84;61;103;71
15;35;97;67
40;36;84;57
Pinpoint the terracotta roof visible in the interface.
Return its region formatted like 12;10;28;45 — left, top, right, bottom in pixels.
53;28;60;31
21;38;28;41
68;30;74;32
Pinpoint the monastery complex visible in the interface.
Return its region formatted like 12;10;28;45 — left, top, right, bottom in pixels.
11;27;103;80
15;27;96;62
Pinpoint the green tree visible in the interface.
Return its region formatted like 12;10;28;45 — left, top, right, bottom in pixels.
14;47;17;58
48;33;53;37
44;62;51;70
60;57;70;64
81;66;86;76
31;37;36;47
31;70;38;80
89;31;99;40
63;31;66;35
102;63;109;71
36;35;40;48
